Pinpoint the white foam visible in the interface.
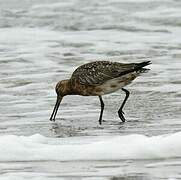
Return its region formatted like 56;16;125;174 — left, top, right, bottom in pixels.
0;132;181;161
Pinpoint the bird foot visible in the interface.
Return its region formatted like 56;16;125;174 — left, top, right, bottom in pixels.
118;110;126;123
50;118;55;122
99;119;102;125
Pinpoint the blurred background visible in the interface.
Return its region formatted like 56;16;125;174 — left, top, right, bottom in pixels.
0;0;181;179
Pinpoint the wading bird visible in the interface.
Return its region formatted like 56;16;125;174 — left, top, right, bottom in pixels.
50;60;151;124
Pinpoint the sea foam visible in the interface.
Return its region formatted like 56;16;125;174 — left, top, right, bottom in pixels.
0;131;181;161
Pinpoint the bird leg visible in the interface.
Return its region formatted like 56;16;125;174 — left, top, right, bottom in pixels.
98;96;104;125
118;88;130;122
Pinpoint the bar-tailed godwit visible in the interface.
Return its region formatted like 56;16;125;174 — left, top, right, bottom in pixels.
50;60;151;124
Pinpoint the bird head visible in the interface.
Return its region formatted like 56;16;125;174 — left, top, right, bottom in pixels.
55;80;70;97
49;79;70;121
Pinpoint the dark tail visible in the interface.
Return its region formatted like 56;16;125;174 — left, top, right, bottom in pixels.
119;61;151;76
135;61;151;69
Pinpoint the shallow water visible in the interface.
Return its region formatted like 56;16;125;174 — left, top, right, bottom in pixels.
0;0;181;179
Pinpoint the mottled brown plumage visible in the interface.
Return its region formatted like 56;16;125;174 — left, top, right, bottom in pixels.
50;60;151;124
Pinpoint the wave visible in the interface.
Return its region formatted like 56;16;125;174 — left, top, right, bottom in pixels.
0;131;181;161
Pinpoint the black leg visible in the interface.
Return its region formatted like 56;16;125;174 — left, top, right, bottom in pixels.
98;96;104;125
118;88;130;122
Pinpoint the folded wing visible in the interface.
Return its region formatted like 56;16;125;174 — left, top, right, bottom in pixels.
71;61;148;86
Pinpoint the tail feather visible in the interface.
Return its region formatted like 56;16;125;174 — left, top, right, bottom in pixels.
135;61;151;69
119;61;151;76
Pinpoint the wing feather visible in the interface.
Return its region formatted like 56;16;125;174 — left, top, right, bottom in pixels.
71;61;136;85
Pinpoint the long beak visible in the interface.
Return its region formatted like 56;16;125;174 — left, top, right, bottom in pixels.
50;96;63;121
